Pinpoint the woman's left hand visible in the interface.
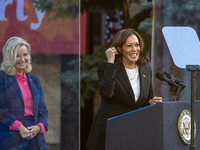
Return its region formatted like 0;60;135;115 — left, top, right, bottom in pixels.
149;97;162;105
26;125;41;139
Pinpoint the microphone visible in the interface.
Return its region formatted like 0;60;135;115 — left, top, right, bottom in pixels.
155;72;179;87
164;72;186;87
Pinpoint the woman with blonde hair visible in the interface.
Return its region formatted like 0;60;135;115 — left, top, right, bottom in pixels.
0;37;48;150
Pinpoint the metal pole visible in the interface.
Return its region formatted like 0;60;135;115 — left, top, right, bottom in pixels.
186;65;199;150
190;70;195;150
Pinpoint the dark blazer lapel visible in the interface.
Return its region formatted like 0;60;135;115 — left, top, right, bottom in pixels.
116;64;135;101
7;75;23;100
136;66;149;105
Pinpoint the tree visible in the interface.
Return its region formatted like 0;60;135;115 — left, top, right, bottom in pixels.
32;0;153;107
32;0;79;20
164;0;200;25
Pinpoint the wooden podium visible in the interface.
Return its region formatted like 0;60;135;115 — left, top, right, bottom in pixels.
106;101;200;150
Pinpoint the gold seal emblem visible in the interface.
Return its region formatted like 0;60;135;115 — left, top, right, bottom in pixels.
178;109;196;145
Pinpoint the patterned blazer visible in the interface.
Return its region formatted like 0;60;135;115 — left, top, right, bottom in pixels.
0;71;48;149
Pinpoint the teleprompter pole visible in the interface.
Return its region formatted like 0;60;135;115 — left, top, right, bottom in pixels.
186;65;199;150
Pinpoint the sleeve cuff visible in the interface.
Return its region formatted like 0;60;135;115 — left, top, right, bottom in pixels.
37;123;46;133
9;120;22;131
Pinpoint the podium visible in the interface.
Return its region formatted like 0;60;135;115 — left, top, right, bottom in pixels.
105;101;200;150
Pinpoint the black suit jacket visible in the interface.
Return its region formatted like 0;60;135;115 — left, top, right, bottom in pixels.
86;62;153;150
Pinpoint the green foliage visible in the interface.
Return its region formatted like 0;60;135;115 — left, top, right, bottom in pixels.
60;43;109;107
32;0;79;20
164;0;200;25
80;44;110;107
31;0;200;107
81;0;139;13
59;59;79;98
34;0;153;107
31;0;52;12
32;0;140;18
138;2;152;35
59;2;152;107
138;18;152;35
127;2;152;55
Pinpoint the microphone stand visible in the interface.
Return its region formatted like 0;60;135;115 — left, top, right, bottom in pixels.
170;84;185;101
186;65;200;150
169;85;178;101
175;86;185;101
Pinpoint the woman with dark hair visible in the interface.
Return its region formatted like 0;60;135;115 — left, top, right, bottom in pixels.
86;29;162;150
0;37;48;150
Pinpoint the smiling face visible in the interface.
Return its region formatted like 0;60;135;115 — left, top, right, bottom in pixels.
14;45;29;75
122;34;140;67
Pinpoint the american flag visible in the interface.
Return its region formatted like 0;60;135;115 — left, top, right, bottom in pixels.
104;10;125;44
104;0;152;44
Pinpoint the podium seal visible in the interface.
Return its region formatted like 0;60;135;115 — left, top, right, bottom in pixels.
178;109;196;145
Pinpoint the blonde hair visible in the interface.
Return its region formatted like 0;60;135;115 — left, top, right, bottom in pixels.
1;37;32;75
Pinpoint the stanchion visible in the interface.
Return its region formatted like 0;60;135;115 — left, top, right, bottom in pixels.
186;65;199;150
